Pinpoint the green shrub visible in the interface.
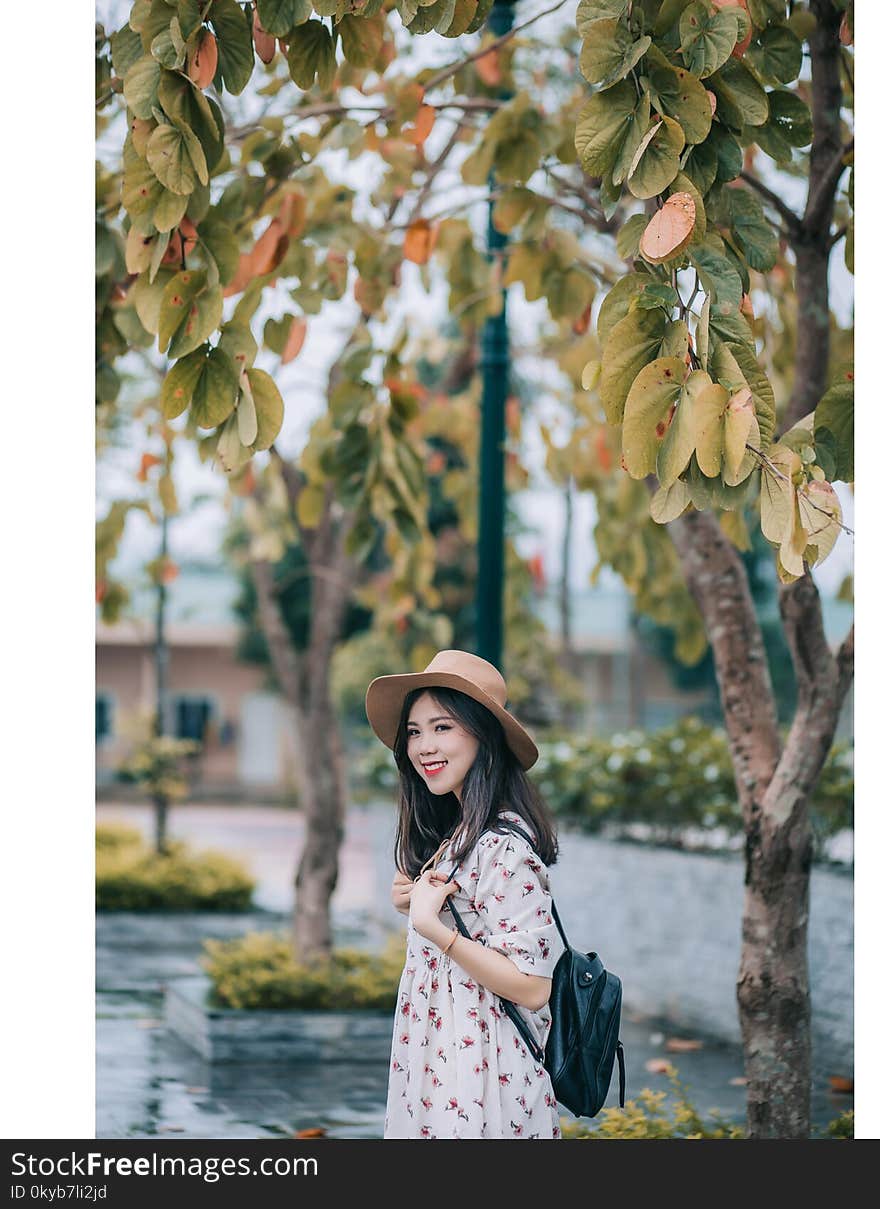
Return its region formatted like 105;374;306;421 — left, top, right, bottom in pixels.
561;1066;744;1139
96;829;255;911
352;717;852;857
200;930;408;1010
536;717;852;843
95;821;144;853
826;1109;854;1139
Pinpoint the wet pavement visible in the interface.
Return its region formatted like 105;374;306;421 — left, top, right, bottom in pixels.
96;801;854;1139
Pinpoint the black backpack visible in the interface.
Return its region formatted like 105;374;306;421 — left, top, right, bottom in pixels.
444;820;625;1118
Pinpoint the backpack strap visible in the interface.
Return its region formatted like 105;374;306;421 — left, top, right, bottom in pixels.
492;820;572;953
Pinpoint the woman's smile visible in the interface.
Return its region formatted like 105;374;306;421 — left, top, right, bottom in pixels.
406;692;480;800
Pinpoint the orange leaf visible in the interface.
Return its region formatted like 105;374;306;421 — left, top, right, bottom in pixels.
403;219;437;265
294;1127;327;1139
278;191;307;239
224;219;289;297
409;105;436;147
187;31;218;90
639;192;697;264
595;428;613;473
475;49;501;87
137;453;162;482
253;10;277;63
830;1076;854;1093
665;1037;704;1052
96;580;107;603
161;560;180;584
572;303;592;335
839;13;853;45
281;318;307;364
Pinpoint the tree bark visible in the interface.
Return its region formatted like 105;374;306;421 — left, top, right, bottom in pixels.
642;0;854;1138
660;503;852;1136
249;332;370;962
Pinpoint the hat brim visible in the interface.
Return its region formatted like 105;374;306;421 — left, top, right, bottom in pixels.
365;670;539;771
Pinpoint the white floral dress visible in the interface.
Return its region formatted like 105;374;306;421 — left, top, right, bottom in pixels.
383;809;566;1139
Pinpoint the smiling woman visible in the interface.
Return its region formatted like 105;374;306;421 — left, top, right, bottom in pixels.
364;649;564;1140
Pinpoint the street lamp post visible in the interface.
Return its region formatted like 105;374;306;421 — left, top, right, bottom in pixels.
476;0;516;674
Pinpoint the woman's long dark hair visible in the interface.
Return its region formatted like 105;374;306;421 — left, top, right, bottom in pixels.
392;686;558;878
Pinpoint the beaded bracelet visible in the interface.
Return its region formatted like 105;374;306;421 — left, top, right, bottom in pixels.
440;927;460;956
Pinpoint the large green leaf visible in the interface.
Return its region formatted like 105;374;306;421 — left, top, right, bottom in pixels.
650;477;691;522
627;115;685;198
599;307;669;424
622;356;688;479
746;0;787;32
643;52;713;144
190;346;241;429
597;273;652;345
814;377;854;482
656;368;712;486
157;72;225;172
257;0;307;36
338;15;385;68
209;0;255;94
744;23;802;85
161;346;210;419
579;19;651;89
287;20;337;91
612;92;653;186
574;79;639;178
246;368;285;449
693;380;728;477
746;90;812;162
576;0;628;33
679;2;739;79
714;340;776;449
131;268;176;334
123;55;162;119
726;186;778;271
707;57;769;129
690;240;743;308
111;24;144;77
197;213;239;286
158;269;223;358
146;121;208;194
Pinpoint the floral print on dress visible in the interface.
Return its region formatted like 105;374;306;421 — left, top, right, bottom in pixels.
383;810;566;1139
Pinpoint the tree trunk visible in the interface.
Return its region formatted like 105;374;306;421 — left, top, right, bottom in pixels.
659;500;853;1137
641;0;854;1137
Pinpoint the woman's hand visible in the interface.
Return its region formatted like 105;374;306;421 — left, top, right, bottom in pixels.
391;869;414;916
409;872;460;939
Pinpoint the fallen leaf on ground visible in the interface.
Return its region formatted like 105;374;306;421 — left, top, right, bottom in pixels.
295;1127;327;1138
830;1076;854;1093
665;1037;704;1052
645;1058;671;1074
729;1076;748;1086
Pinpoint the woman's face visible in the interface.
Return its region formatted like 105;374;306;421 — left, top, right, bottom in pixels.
406;691;480;802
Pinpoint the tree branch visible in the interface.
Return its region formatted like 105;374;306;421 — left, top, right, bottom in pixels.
422;0;569;93
803;138;853;235
762;570;849;829
741;171;802;234
649;483;782;810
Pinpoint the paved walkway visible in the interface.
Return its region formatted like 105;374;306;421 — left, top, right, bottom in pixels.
96;801;853;1138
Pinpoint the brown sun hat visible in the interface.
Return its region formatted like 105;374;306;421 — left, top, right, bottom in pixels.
364;649;539;770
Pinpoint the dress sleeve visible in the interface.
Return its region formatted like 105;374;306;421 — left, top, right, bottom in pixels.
470;830;565;980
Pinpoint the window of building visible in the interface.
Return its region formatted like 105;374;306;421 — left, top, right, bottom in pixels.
96;694;113;744
173;696;214;743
